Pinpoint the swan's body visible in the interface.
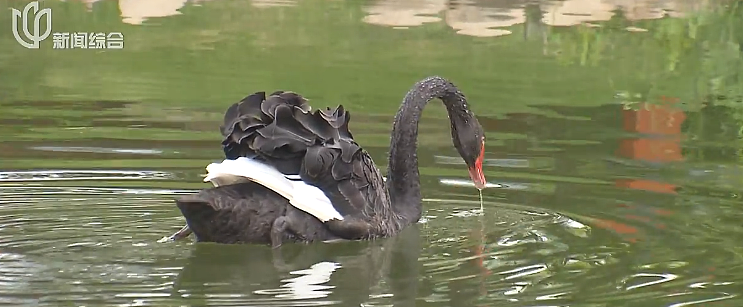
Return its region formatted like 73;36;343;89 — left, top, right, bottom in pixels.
165;76;486;246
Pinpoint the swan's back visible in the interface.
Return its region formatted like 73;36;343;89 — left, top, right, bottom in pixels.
218;91;395;235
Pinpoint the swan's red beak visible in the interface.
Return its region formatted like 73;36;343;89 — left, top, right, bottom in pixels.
468;141;487;190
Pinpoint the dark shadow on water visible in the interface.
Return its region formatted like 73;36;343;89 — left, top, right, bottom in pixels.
172;226;421;306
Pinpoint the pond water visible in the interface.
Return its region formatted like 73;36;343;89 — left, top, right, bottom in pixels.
1;0;743;306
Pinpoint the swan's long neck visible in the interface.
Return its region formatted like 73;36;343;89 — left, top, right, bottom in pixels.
386;76;469;223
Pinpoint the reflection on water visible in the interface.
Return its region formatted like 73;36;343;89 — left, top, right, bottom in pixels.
119;0;188;25
273;261;340;299
2;0;743;306
362;0;700;37
439;178;504;189
65;0;705;36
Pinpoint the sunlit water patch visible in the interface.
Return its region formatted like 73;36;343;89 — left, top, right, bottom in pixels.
0;170;174;182
29;146;163;155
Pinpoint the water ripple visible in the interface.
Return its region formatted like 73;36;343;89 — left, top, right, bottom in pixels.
29;146;163;155
0;170;174;182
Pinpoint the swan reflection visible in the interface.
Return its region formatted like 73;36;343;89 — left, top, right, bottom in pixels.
272;261;340;299
172;226;420;306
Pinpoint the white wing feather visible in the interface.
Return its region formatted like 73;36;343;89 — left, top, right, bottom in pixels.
202;157;344;222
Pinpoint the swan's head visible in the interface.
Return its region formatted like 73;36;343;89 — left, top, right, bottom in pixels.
451;114;487;190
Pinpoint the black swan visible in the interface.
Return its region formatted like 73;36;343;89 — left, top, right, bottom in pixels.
163;76;486;246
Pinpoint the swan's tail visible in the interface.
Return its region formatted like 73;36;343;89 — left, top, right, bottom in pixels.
174;183;282;244
202;157;344;222
174;192;236;243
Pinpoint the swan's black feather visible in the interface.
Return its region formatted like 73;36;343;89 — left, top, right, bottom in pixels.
221;91;321;172
257;104;315;145
218;90;389;228
221;91;359;175
294;111;337;141
300;142;394;236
